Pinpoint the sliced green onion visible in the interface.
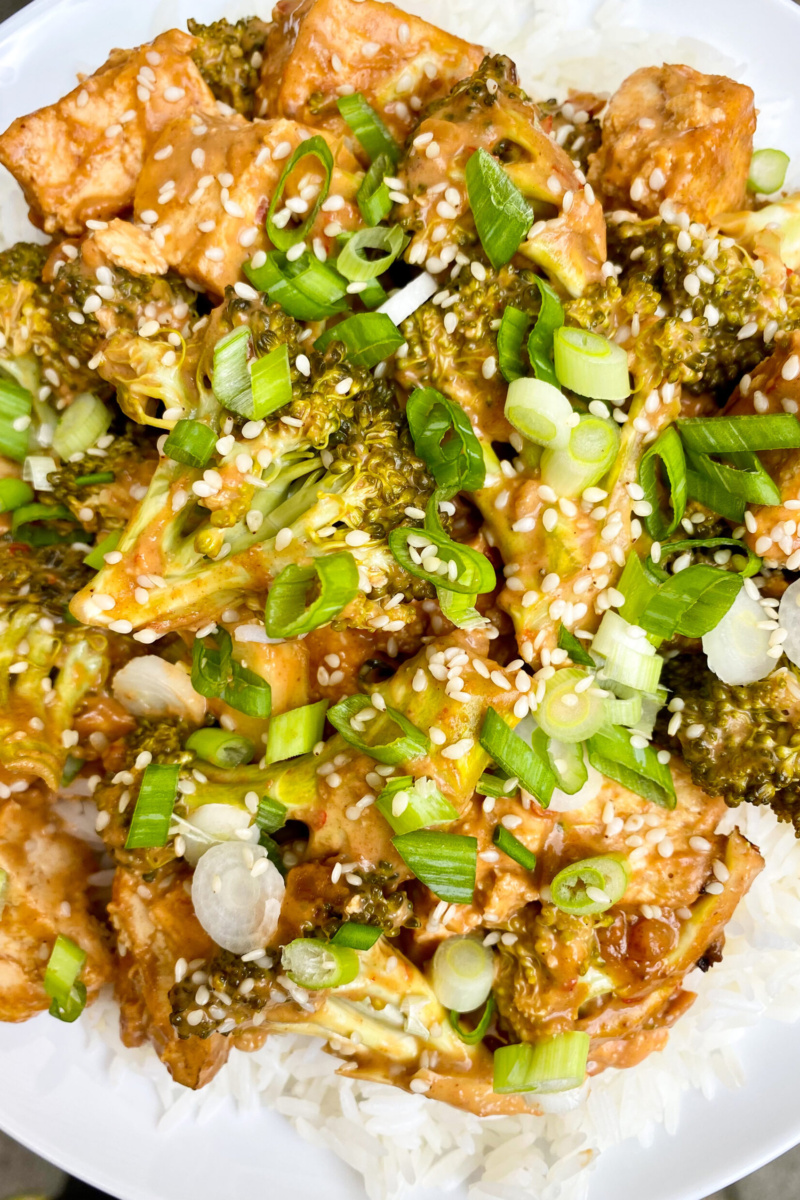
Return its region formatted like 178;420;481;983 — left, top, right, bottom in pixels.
493;1033;590;1095
265;699;328;764
528;276;565;387
535;668;606;743
685;466;746;524
251;343;292;419
264;552;359;638
83;530;121;570
357;276;388;310
12;501;76;546
449;994;495;1045
392;830;477;904
245;249;347;320
389;515;496;596
493;825;537;871
0;378;31;462
73;471;115;487
479;707;555;807
337;93;399;165
638;426;687;540
51;393;110;459
556;624;595;668
432;935;494;1012
282;937;359;989
551;854;629;915
535;731;588;795
541;413;619;497
357;153;393;225
605;693;642;727
375;775;458;835
185;729;254;768
405;387;485;498
314;312;404;368
213;327;253;415
191;630;272;718
337;225;406;281
748;148;790;194
477;772;515;798
328;694;429;765
163;418;217;468
438;587;486;630
125;763;180;849
504;377;573;449
465;148;533;270
255;795;288;835
266;134;333;250
687;449;780;506
553;326;630;401
258;830;287;876
676;413;800;454
0;478;33;512
331;923;383;950
587;725;676;809
45;935;87;1024
497;306;531;382
602;641;663;693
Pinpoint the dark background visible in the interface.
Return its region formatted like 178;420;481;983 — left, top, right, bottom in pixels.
0;0;798;1196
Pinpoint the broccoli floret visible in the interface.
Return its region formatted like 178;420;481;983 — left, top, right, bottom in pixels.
170;949;274;1039
568;215;800;398
49;428;159;531
0;239;199;412
0;603;111;790
397;261;544;440
397;55;606;297
0;539;93;612
658;655;800;832
71;292;436;634
187;17;270;118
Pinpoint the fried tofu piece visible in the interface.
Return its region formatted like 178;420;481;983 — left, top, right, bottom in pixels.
0;795;113;1022
0;29;218;236
588;64;755;225
134;112;362;295
723;331;800;565
258;0;483;145
109;863;229;1089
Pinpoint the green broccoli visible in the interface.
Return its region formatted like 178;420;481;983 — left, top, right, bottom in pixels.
658;655;800;831
0;602;111;790
49;428;159;531
71;292;436;634
0;539;93;612
187;16;270;118
568;216;800;398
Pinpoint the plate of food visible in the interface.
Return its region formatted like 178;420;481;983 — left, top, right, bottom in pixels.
1;0;800;1198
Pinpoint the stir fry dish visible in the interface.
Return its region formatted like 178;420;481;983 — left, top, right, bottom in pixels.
2;0;800;1116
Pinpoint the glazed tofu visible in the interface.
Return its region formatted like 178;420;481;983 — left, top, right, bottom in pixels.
0;796;113;1022
587;64;755;225
258;0;484;145
134;112;362;295
109;864;230;1090
0;29;218;236
723;331;800;566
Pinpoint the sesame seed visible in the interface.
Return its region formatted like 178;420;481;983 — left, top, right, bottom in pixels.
164;86;185;102
782;355;800;381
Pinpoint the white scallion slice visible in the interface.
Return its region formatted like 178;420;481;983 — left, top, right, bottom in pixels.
592;611;656;660
780;578;800;669
112;656;207;724
703;587;774;685
376;271;438;326
748;148;790;195
553;327;630;401
22;454;56;491
547;762;604;813
181;804;259;867
431;935;494;1012
191;841;284;955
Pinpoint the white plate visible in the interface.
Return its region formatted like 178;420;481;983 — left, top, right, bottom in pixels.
2;1;800;1198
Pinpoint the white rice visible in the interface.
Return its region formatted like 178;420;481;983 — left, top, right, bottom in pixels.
4;1;799;1195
